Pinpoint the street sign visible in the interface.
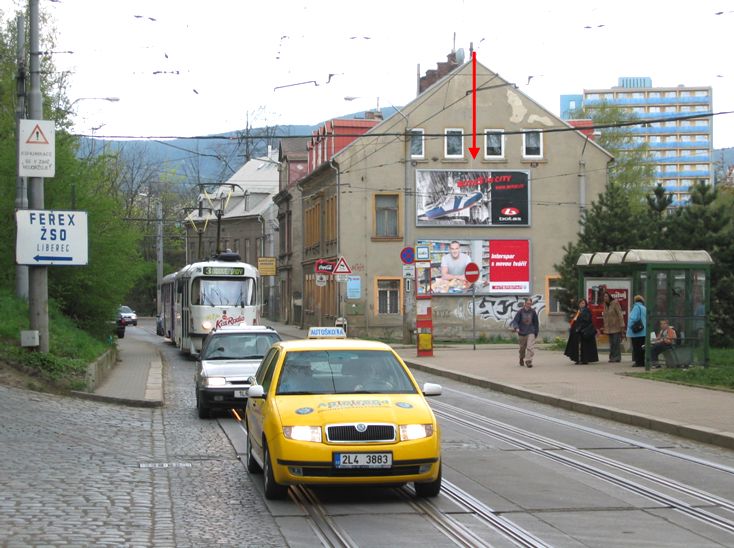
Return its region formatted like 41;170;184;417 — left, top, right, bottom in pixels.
400;246;415;264
257;256;276;276
315;274;327;287
333;256;352;274
416;245;430;261
19;119;55;177
464;262;480;283
402;265;415;279
334;274;348;282
15;209;88;265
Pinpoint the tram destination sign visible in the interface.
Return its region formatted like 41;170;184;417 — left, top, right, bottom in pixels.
15;209;87;265
203;266;245;275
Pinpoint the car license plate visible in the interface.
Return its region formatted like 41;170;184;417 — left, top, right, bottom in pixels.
234;390;248;398
333;452;392;469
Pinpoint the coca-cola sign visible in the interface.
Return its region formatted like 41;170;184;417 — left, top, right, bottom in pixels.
314;259;336;274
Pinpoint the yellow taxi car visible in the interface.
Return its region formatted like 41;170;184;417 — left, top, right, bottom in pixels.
244;327;442;499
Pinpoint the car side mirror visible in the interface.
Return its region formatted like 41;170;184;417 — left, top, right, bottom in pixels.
422;382;442;396
247;384;265;398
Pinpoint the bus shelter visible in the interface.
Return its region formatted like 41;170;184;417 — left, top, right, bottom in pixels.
576;250;712;369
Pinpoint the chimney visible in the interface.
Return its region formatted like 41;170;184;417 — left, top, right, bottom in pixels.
419;51;460;94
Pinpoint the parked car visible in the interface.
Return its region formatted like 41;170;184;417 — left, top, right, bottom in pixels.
118;305;137;326
195;325;281;419
244;327;442;500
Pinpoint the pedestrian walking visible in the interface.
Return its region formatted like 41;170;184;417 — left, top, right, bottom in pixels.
564;298;599;364
601;291;625;363
626;295;647;367
510;298;539;368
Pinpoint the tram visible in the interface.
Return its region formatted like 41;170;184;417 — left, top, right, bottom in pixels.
158;252;261;355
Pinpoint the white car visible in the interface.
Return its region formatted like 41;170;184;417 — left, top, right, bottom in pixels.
194;325;281;418
118;305;137;326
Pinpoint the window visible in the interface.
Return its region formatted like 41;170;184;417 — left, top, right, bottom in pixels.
410;129;424;158
305;203;321;248
523;130;542;158
325;195;337;242
374;193;399;238
547;276;564;314
444;129;464;158
377;278;401;314
484;130;504;158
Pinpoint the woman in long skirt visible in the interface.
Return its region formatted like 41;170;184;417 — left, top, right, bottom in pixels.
564;298;599;364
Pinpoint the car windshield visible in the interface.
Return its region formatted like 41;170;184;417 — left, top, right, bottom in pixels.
202;333;280;360
119;306;133;314
276;350;417;395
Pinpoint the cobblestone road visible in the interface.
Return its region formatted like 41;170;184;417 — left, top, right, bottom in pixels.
0;347;285;547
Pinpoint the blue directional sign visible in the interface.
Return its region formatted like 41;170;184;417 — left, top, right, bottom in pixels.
15;210;88;266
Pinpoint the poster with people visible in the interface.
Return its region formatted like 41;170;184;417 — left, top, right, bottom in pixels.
415;169;529;227
416;238;530;295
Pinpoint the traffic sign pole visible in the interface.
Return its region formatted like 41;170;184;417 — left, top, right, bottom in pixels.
464;262;480;350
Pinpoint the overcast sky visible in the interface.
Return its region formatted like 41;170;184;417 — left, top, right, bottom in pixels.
2;0;733;148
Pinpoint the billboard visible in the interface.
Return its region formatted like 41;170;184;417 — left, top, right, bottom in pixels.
416;238;530;296
415;169;529;227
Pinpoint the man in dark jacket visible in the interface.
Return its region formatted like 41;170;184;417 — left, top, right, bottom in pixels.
511;298;540;368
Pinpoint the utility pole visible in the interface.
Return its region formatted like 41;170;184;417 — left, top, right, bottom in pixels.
156;199;163;315
27;0;49;352
15;14;28;300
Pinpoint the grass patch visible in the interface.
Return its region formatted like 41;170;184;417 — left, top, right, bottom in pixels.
0;288;112;392
627;348;734;391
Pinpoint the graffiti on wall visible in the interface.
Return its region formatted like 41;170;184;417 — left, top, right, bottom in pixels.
468;294;545;327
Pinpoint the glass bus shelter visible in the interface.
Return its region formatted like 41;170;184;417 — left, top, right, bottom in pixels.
576;249;712;369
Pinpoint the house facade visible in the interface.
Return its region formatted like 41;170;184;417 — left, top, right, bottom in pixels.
274;137;309;324
294;54;613;340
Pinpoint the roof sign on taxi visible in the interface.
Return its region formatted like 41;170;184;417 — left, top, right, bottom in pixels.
307;326;346;339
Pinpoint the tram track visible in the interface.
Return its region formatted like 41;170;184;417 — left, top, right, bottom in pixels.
441;385;734;477
432;399;734;535
228;407;547;547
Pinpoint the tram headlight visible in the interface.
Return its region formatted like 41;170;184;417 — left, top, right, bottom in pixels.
202;320;213;331
399;424;434;441
204;376;226;387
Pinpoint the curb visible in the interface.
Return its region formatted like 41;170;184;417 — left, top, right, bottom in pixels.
70;390;163;408
404;359;734;450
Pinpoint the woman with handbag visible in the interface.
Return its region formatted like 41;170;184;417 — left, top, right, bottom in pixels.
564;298;599;364
627;294;647;367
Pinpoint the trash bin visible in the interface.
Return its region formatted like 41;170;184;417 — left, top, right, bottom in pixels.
335;317;348;336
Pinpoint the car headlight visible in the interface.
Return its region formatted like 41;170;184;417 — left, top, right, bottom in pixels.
400;424;434;441
283;425;322;442
204;377;226;387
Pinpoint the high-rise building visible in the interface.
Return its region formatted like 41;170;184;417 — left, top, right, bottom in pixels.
561;77;713;205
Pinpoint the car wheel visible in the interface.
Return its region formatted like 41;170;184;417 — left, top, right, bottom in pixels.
246;428;262;474
414;463;442;498
133;321;138;326
263;442;288;500
196;391;210;419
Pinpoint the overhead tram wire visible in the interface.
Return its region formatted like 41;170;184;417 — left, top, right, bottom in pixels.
73;109;734;142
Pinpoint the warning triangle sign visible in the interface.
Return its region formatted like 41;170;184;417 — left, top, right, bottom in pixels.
26;124;50;145
333;256;352;274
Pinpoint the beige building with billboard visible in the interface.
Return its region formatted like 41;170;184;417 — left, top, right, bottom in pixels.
297;53;613;340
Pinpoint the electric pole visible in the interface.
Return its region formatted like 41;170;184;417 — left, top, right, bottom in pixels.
15;14;28;300
27;0;49;352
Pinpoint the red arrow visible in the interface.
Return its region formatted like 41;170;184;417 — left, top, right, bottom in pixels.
468;51;479;159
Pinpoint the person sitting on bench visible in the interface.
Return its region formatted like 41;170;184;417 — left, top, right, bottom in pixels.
651;319;677;366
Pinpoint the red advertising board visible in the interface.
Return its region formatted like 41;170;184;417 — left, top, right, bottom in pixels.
488;240;530;294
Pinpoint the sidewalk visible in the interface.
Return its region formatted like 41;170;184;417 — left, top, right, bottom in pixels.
89;318;734;449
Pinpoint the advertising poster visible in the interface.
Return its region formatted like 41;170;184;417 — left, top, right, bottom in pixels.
584;278;632;331
416;239;530;296
415;169;529;227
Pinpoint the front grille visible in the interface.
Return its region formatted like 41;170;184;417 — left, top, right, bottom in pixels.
326;423;396;443
301;465;420;477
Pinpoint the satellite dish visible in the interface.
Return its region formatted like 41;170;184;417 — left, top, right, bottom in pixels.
455;48;465;64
